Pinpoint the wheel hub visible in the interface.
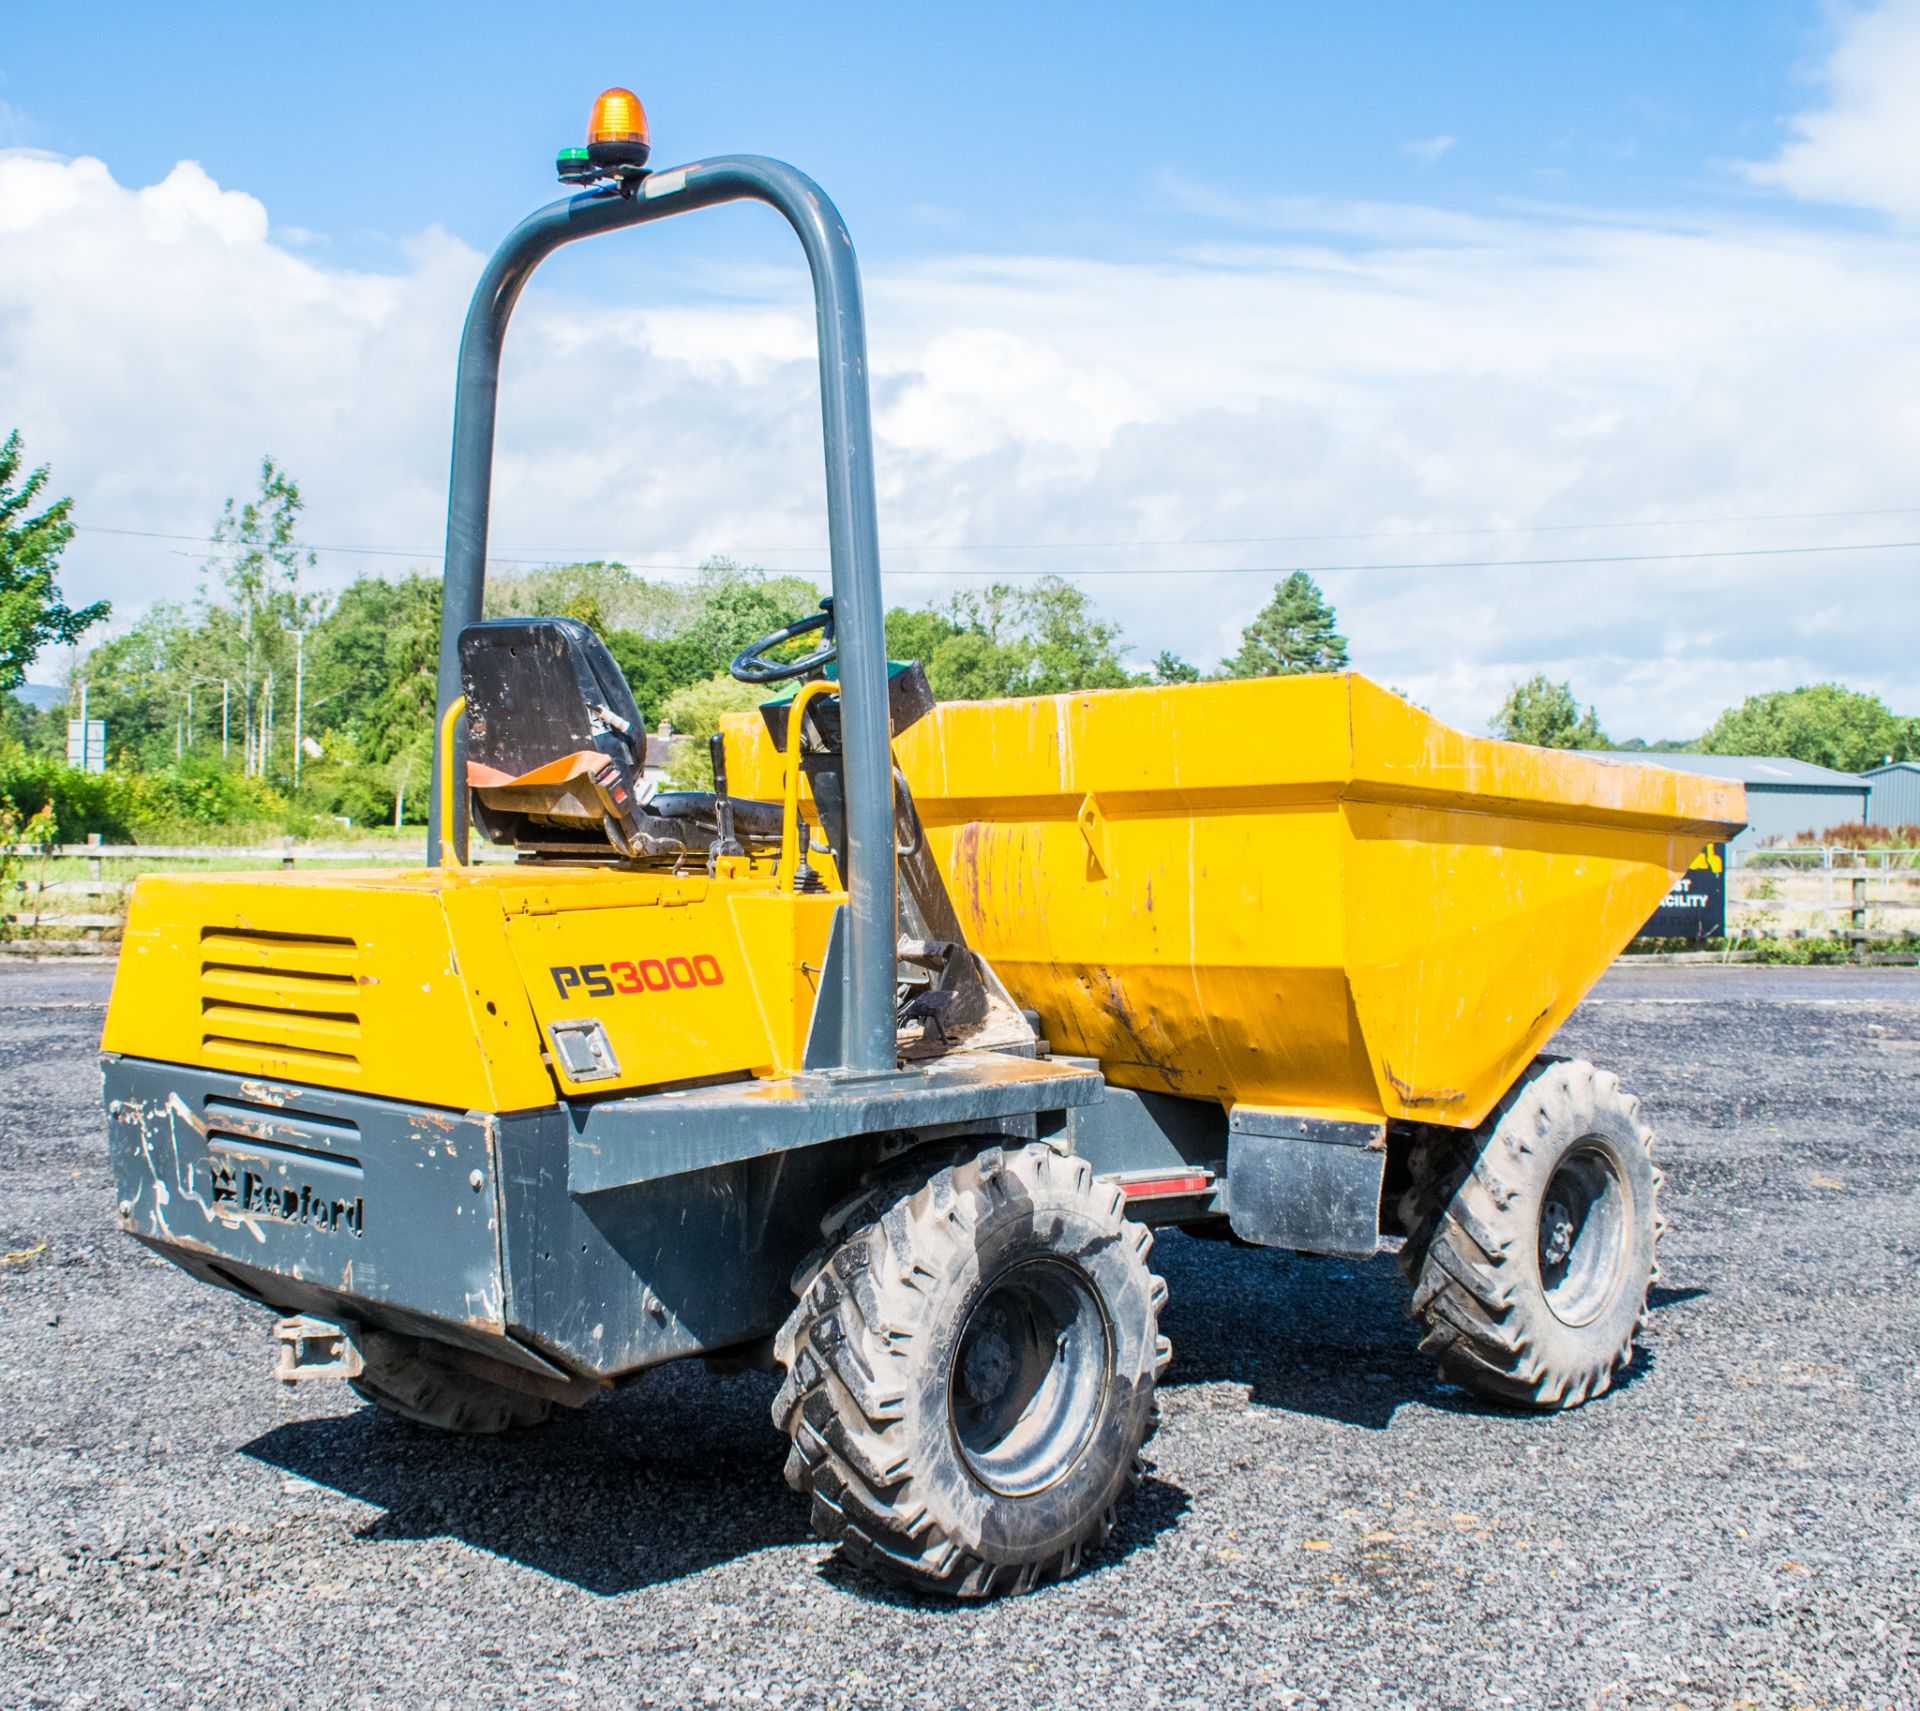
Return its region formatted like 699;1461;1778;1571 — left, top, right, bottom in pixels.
949;1259;1112;1498
1536;1142;1631;1327
1540;1200;1576;1269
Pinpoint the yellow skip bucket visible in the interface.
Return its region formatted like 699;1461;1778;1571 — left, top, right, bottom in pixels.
730;674;1744;1129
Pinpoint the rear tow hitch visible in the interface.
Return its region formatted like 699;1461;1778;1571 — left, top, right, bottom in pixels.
274;1316;364;1385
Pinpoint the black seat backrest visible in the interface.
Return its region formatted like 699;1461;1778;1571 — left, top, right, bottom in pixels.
458;618;648;852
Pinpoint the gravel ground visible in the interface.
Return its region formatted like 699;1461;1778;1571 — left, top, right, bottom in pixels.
2;960;1915;1709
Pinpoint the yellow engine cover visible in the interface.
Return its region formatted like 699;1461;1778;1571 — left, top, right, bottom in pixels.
103;864;839;1112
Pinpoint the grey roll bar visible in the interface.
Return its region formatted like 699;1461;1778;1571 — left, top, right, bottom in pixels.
427;157;896;1078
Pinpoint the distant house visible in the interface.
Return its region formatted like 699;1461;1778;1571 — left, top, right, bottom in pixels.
1577;752;1869;856
641;725;691;790
1861;761;1920;830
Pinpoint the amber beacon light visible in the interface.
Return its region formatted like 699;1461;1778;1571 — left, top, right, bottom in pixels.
558;86;653;185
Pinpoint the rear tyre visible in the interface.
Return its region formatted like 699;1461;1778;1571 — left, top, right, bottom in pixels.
1398;1057;1662;1411
772;1143;1169;1598
349;1329;555;1434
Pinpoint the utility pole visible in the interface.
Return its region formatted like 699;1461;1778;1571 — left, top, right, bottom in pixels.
260;675;273;780
78;681;89;772
293;630;305;790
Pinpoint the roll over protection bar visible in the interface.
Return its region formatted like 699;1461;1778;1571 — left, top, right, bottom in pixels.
428;158;897;1077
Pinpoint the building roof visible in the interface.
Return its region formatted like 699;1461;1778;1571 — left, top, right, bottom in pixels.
1574;751;1871;790
1861;760;1920;779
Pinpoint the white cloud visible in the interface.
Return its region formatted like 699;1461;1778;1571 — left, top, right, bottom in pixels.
1402;134;1457;168
3;138;1919;743
1744;0;1920;223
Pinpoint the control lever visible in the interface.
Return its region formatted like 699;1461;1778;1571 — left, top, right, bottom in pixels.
707;732;745;869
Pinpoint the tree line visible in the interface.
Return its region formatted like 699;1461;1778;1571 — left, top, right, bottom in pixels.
1;437;1913;838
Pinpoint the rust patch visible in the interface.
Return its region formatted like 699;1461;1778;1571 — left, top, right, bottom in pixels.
1091;968;1184;1089
1382;1061;1463;1109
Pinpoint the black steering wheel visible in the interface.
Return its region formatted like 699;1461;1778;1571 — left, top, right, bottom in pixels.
730;597;836;685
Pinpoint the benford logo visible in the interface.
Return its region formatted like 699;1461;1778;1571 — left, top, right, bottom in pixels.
209;1158;364;1237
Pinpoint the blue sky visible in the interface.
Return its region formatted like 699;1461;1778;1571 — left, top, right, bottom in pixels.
3;2;1917;738
5;2;1825;277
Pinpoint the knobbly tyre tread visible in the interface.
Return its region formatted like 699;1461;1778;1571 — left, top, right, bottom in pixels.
349;1330;555;1435
771;1142;1170;1599
1396;1056;1664;1411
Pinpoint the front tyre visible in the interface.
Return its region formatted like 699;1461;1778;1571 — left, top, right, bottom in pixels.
773;1143;1169;1598
1398;1057;1662;1411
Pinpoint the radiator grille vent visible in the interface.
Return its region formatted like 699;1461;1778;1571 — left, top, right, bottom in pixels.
198;927;363;1076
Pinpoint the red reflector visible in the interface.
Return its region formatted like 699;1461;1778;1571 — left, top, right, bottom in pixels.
1118;1172;1213;1200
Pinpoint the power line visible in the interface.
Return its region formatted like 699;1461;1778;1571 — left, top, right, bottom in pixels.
92;524;708;573
70;499;1920;567
886;539;1920;576
165;535;1920;579
744;501;1920;554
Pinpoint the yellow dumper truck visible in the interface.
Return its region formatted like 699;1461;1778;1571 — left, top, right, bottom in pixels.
100;90;1744;1598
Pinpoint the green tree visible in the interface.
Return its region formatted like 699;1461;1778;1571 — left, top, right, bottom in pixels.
1698;684;1913;772
885;605;966;666
925;629;1019;701
675;558;823;671
0;430;108;691
918;578;1134;701
0;690;62;755
71;603;192;768
1016;576;1133;693
488;560;697;638
1151;650;1200;684
604;631;713;727
196;458;324;779
1493;675;1608;749
1222;572;1348;678
304;573;440;764
659;672;771;789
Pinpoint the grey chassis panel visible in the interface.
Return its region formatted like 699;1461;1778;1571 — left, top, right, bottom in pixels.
1055;1064;1230;1221
105;1052;1105;1384
566;1050;1102;1196
100;1055;562;1373
1223;1111;1388;1259
498;1111;894;1377
1060;1070;1389;1255
530;1052;1103;1376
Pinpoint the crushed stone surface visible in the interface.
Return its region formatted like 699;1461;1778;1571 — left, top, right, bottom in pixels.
2;961;1915;1709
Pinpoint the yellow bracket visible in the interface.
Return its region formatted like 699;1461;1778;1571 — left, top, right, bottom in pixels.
777;679;837;893
438;695;467;869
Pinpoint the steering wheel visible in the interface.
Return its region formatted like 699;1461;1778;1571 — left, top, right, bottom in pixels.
730;597;836;685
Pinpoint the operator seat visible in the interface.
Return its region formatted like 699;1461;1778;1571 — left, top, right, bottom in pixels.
459;617;653;855
458;617;785;862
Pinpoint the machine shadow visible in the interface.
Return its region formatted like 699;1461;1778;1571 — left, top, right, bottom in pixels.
245;1361;1191;1600
245;1366;810;1596
814;1474;1191;1609
1152;1230;1696;1429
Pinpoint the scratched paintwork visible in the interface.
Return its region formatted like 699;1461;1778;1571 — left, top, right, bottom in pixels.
104;1055;512;1341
